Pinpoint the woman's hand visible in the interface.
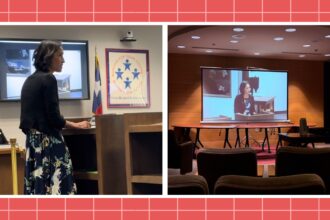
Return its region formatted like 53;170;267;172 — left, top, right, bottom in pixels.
65;120;91;129
76;121;91;129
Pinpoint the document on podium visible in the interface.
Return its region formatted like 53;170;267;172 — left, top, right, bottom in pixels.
235;113;275;121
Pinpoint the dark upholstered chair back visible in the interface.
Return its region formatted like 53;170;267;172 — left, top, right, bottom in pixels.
276;147;330;193
168;175;209;195
214;174;326;194
197;148;257;193
168;130;193;174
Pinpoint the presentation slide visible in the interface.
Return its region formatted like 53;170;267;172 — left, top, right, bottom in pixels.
201;67;288;123
0;39;89;101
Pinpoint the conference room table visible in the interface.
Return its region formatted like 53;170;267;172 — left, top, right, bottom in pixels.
277;132;330;149
172;122;298;153
172;124;236;149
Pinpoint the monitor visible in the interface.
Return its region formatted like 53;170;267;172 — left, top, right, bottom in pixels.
0;39;90;101
201;67;288;123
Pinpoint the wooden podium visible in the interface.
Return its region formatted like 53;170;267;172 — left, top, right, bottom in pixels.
63;112;162;194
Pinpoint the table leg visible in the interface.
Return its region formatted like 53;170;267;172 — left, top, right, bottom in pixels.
261;128;271;153
195;128;204;148
235;128;240;148
276;127;282;151
224;128;232;148
245;128;249;147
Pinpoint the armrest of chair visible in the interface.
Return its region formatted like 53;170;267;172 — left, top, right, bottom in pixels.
214;174;326;194
179;141;194;174
168;175;209;195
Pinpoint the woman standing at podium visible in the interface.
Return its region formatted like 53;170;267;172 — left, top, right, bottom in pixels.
20;40;90;195
234;81;256;116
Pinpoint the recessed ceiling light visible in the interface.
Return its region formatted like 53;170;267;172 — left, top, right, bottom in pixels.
233;27;244;32
303;44;311;48
254;52;260;56
206;50;213;53
230;40;239;43
285;28;296;32
191;35;200;40
232;34;245;39
177;45;186;49
325;35;330;39
299;54;306;58
325;54;330;57
274;37;284;41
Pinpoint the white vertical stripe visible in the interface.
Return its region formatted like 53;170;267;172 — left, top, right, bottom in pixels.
121;0;123;21
148;0;150;21
36;198;38;220
93;0;95;21
177;0;179;21
205;0;207;21
36;0;38;21
233;0;236;22
261;0;263;22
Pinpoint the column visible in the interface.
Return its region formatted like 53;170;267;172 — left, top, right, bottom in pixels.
292;0;318;21
66;198;93;220
291;198;318;220
123;0;149;21
38;0;65;21
207;0;234;21
38;198;65;220
235;198;262;220
66;0;93;21
0;198;8;220
207;198;234;220
178;0;205;21
0;0;8;21
150;198;177;220
9;198;37;220
235;0;262;21
320;0;330;21
263;198;290;220
94;198;121;220
263;0;290;21
9;0;36;21
94;0;121;22
320;198;330;220
122;198;149;220
150;0;177;22
178;198;205;220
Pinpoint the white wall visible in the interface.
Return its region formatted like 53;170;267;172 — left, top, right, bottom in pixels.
0;25;163;146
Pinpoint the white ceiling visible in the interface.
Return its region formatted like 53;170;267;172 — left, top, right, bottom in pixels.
168;25;330;61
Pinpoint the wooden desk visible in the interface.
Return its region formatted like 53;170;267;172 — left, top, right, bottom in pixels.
277;133;330;149
236;123;295;153
62;128;99;194
172;124;236;149
173;123;296;153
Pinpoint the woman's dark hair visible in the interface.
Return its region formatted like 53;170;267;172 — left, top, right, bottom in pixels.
239;81;250;94
33;40;62;72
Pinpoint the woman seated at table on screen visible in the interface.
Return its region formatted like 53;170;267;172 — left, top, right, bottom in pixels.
234;81;256;116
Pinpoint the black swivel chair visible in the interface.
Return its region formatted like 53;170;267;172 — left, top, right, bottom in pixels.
197;148;257;193
168;129;194;174
276;146;330;193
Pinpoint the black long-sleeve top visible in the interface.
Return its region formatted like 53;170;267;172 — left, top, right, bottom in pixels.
20;71;66;135
234;94;255;115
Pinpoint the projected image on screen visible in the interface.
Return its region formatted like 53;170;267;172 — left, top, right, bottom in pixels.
202;67;288;123
0;39;89;101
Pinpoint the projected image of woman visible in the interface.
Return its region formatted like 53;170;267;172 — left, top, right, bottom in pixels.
234;81;256;115
20;40;91;195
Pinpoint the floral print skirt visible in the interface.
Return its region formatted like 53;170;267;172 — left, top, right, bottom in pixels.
24;130;77;195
